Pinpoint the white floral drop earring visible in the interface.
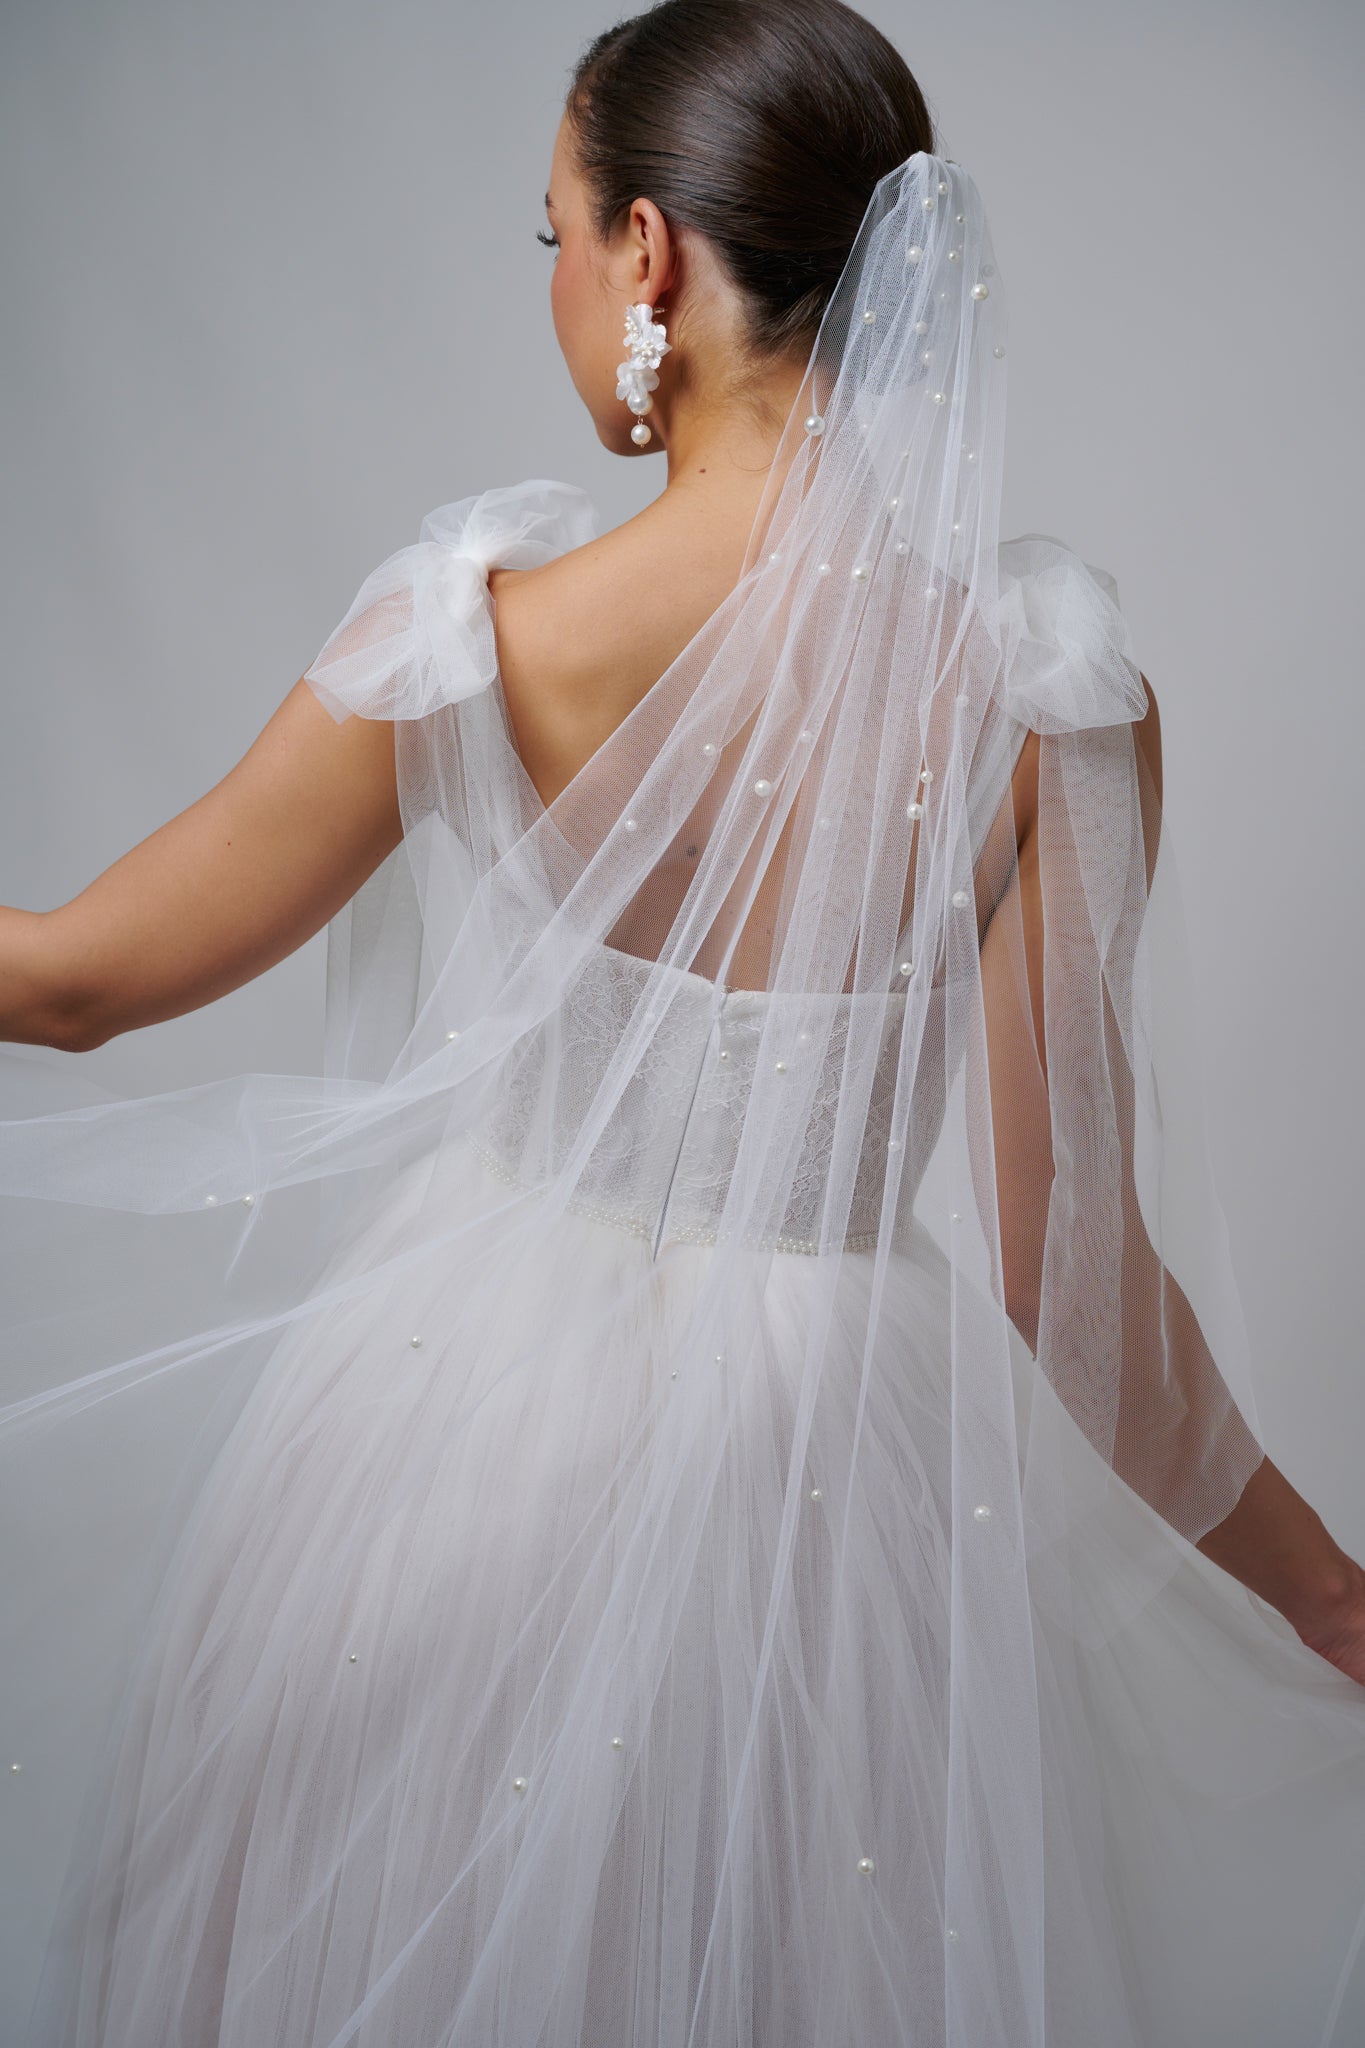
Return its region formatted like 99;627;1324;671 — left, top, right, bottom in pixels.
616;301;670;446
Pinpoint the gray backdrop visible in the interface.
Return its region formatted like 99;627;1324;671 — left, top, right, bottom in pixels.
1;0;1362;2016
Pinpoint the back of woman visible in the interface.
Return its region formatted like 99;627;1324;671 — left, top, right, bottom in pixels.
4;5;1365;2047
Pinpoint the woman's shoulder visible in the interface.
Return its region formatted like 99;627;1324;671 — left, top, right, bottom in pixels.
302;477;599;726
485;485;762;807
419;476;601;570
994;529;1150;737
303;470;744;767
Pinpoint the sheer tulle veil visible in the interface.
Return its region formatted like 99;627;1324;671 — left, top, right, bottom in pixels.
3;145;1352;2047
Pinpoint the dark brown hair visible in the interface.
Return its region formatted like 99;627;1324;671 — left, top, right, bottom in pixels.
565;0;936;364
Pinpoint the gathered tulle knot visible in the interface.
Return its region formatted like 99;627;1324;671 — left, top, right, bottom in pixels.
428;545;494;600
411;543;502;699
993;533;1150;734
302;478;599;722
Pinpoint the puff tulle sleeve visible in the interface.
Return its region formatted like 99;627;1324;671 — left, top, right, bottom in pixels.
302;478;599;723
995;531;1150;734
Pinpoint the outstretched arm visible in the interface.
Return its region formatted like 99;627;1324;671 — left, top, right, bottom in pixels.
1;678;402;1052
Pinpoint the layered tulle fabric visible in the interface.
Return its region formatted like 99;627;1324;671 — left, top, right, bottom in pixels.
4;149;1365;2048
301;481;600;727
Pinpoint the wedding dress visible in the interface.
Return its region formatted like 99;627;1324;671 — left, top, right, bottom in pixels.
4;151;1365;2048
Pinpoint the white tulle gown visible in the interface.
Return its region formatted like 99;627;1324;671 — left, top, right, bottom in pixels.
9;479;1365;2048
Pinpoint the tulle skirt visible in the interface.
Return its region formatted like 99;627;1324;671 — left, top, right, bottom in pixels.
19;1130;1365;2048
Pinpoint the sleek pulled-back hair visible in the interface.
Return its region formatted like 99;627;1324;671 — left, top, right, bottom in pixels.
565;0;936;363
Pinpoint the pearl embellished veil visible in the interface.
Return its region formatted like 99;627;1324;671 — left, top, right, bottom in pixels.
7;148;1356;2048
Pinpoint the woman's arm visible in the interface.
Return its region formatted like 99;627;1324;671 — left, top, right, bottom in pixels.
1195;1457;1365;1677
990;681;1365;1682
2;679;403;1051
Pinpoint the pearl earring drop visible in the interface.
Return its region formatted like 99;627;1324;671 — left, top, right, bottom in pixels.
617;302;670;447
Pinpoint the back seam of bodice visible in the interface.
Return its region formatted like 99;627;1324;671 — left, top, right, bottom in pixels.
650;1005;724;1262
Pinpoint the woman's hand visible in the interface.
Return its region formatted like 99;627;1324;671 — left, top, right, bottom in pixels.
1284;1566;1365;1687
1;679;403;1051
1196;1453;1365;1689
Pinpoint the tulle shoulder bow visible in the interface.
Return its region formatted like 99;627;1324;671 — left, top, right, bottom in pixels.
303;478;599;722
994;531;1149;734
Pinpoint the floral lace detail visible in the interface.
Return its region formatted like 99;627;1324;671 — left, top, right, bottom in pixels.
467;946;943;1257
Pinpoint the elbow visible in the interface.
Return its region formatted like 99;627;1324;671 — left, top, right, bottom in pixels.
3;910;116;1052
45;1003;114;1054
32;976;115;1053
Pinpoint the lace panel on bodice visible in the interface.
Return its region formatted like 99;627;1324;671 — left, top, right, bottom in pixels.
467;946;946;1257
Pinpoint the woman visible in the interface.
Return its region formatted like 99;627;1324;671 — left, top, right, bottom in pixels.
4;2;1364;2042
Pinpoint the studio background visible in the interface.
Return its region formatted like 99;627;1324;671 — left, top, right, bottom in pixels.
2;0;1362;2025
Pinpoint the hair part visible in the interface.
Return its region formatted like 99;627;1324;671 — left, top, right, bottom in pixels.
564;0;936;367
